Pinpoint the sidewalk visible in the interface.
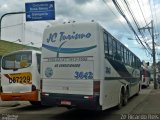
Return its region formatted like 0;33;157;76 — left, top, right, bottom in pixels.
131;87;160;114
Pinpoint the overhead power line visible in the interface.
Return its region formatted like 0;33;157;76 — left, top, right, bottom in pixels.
136;0;148;25
152;0;159;40
123;0;141;30
102;0;132;35
112;0;152;55
123;0;151;43
1;23;23;29
148;0;154;20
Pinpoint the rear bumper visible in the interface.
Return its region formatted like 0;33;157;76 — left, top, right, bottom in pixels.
1;90;38;101
41;93;101;110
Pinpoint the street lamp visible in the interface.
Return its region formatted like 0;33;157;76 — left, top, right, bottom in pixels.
128;37;151;42
128;38;136;40
0;12;25;40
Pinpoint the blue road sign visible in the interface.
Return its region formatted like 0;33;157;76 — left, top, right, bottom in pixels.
25;1;55;21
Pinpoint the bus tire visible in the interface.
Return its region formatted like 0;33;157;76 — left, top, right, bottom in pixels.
123;89;129;106
117;91;123;109
29;101;41;106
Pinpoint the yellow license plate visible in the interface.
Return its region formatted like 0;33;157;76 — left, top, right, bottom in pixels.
5;72;32;84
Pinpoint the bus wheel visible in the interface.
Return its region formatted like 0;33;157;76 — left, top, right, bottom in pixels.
29;101;41;106
123;90;129;106
117;91;123;109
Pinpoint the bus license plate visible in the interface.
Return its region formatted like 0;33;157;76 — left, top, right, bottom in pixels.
61;101;71;105
5;72;32;84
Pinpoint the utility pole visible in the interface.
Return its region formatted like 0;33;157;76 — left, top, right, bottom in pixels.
151;20;157;89
0;12;25;40
139;20;157;89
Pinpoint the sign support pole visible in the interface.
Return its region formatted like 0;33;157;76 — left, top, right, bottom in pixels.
0;12;25;40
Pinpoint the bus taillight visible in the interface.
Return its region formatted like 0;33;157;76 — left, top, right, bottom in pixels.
84;96;93;100
93;81;100;95
42;92;49;96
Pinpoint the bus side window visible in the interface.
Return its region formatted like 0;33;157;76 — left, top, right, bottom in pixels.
115;42;122;62
36;53;41;73
108;35;113;57
112;39;117;58
104;32;109;57
120;46;124;63
114;52;122;61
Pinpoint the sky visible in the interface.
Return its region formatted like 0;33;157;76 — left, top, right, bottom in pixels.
0;0;160;63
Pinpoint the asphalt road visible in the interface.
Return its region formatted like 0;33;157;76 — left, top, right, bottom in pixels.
0;83;160;120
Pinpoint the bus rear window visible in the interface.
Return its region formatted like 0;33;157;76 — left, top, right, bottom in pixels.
2;51;32;70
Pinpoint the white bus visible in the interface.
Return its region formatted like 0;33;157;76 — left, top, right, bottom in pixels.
0;50;41;105
41;21;141;110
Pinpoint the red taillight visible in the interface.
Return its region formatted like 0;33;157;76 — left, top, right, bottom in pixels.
32;85;36;91
93;81;100;95
42;92;49;96
84;96;93;100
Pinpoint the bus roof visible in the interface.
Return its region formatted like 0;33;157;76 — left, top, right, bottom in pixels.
2;49;41;57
